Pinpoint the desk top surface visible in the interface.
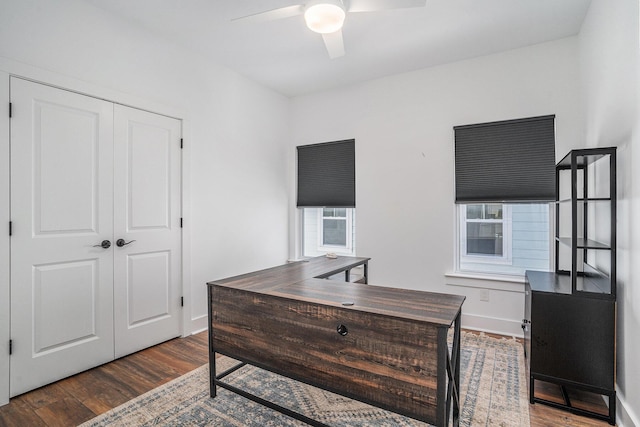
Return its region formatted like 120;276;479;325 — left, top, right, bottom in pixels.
208;256;464;327
208;256;370;291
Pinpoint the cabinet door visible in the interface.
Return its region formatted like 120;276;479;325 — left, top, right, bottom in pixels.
10;78;115;396
531;292;615;390
113;105;182;358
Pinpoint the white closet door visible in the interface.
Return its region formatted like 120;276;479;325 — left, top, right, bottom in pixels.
113;105;182;358
10;78;115;396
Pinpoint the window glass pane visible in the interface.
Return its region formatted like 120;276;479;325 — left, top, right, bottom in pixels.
466;204;483;219
323;208;335;217
466;223;503;256
323;218;347;246
323;208;347;218
485;204;503;219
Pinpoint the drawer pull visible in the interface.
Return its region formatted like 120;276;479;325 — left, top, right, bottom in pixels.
337;324;348;336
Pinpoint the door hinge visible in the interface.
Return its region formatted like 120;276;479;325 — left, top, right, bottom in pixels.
9;103;12;118
180;138;183;149
180;218;183;228
9;339;12;355
9;221;12;236
181;297;184;307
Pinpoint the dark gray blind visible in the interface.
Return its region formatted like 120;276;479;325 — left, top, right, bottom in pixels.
297;139;355;208
454;115;556;203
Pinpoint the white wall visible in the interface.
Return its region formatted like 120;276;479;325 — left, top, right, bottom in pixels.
290;37;583;336
0;0;290;404
578;0;639;425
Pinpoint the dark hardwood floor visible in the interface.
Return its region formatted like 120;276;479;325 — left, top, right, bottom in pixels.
0;330;612;426
0;332;208;427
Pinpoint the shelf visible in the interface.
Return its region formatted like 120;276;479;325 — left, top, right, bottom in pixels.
556;147;616;168
579;262;612;294
544;271;611;295
556;237;611;250
555;197;611;204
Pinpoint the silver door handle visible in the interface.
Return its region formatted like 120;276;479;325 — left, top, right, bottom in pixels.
116;239;136;247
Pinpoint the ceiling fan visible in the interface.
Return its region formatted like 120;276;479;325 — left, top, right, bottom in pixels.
232;0;427;59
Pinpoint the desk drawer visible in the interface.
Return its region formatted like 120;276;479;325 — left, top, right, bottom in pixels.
211;285;442;423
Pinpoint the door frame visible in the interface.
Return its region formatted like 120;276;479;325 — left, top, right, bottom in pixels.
0;58;192;406
0;71;10;406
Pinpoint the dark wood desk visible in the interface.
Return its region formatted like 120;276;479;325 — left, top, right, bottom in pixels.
207;256;464;426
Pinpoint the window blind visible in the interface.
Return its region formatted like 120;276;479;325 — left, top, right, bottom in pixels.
454;115;556;203
297;139;355;208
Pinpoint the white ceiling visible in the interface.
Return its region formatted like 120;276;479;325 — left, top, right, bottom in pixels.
83;0;592;97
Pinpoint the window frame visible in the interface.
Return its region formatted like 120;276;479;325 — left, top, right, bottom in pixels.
317;208;353;253
459;204;513;266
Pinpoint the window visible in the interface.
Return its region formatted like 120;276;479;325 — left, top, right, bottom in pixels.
453;115;555;276
302;208;355;257
460;204;511;262
458;203;549;276
319;208;350;248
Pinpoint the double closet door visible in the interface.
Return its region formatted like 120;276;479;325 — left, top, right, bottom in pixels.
9;78;182;396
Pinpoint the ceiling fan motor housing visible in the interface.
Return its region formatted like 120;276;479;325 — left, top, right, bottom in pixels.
304;0;346;34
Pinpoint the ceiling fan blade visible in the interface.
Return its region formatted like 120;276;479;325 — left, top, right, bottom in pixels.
347;0;426;13
232;4;305;23
322;30;345;59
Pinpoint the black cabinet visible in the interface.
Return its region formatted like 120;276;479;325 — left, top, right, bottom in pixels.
523;147;616;425
524;271;616;424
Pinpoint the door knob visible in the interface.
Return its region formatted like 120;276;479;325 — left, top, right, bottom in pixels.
93;240;111;249
116;239;136;247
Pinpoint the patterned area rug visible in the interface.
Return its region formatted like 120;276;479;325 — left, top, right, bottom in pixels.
81;332;529;427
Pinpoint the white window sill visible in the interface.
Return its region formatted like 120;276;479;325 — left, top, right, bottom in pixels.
445;272;525;293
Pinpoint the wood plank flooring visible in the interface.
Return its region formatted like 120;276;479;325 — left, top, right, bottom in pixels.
0;330;612;426
0;332;208;427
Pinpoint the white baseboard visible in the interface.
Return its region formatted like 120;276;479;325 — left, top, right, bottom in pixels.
189;314;208;335
461;313;524;338
617;390;639;427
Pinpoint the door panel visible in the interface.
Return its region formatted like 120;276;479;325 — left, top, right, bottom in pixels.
126;251;171;325
10;77;114;396
35;101;99;234
113;105;181;358
128;123;171;230
33;260;99;353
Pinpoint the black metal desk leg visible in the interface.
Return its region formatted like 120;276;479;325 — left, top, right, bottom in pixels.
452;311;461;427
207;286;217;398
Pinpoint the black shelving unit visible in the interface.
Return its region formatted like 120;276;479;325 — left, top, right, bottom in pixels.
555;147;616;298
524;147;616;425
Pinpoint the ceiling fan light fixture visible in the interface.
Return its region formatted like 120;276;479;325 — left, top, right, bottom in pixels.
304;2;346;34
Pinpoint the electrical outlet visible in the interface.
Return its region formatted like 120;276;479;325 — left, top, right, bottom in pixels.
480;289;490;302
